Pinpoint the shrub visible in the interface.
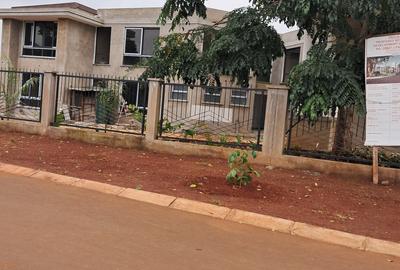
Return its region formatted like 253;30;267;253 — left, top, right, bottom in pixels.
128;104;144;123
219;134;228;144
162;119;182;133
226;150;260;186
96;90;119;125
54;113;65;127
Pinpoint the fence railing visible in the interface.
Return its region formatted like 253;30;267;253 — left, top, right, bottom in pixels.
158;82;268;150
285;107;400;168
54;73;148;135
0;69;43;122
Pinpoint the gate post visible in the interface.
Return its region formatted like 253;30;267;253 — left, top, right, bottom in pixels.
40;72;57;134
262;86;289;156
145;78;163;141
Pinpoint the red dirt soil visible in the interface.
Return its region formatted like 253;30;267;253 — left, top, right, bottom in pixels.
1;131;400;242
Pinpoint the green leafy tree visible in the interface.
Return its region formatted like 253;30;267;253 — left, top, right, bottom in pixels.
156;0;400;151
144;7;284;87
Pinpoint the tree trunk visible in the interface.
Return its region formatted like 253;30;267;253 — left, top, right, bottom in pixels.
332;107;354;153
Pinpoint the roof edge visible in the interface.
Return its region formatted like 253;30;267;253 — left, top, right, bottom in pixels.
11;2;97;15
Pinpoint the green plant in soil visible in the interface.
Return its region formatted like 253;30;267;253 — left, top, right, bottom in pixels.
54;113;65;127
226;150;260;186
219;134;228;144
127;104;144;123
204;132;213;144
183;128;196;139
0;64;38;117
236;135;242;145
249;141;259;151
162;119;183;133
96;90;119;125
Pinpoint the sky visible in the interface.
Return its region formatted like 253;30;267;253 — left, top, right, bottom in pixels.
0;0;294;33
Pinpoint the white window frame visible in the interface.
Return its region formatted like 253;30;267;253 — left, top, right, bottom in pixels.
124;27;144;57
21;21;57;59
170;85;188;101
230;89;248;106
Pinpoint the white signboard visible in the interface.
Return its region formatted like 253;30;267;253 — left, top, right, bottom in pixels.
365;34;400;146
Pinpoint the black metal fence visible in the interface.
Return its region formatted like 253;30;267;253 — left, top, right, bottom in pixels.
0;69;43;122
54;73;148;135
285;107;400;168
158;83;268;150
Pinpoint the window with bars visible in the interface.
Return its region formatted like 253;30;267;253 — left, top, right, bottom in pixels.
204;87;221;104
20;73;41;107
170;85;188;101
230;89;248;106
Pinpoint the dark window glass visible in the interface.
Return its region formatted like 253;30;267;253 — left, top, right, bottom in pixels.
231;89;247;106
125;29;142;54
34;21;57;48
93;79;108;88
24;23;33;46
283;47;300;82
170;85;188;101
122;82;148;108
23;21;57;57
123;56;142;66
137;83;148;108
95;27;111;64
122;81;138;105
22;48;33;55
142;28;160;56
204;87;221;103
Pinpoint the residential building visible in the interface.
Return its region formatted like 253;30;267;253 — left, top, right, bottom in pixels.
0;2;313;140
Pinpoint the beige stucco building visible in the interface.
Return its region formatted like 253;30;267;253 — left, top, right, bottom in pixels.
0;2;316;142
0;2;313;82
0;2;227;77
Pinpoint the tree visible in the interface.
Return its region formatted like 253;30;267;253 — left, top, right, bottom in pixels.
153;0;400;151
144;7;284;87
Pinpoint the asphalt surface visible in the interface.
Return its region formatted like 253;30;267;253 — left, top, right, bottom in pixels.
0;172;398;270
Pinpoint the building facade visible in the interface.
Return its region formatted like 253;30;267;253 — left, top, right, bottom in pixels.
0;2;313;140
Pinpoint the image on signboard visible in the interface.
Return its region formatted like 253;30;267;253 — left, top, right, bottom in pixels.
366;55;400;84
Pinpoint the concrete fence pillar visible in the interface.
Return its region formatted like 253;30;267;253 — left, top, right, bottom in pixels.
40;72;57;134
262;87;289;156
145;78;163;141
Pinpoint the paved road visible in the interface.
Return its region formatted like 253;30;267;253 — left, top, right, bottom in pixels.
0;172;398;270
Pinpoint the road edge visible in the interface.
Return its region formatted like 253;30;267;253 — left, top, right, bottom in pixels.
0;162;399;258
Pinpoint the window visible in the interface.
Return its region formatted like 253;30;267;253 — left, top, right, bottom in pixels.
94;27;111;64
20;73;41;107
204;87;221;104
170;85;188;101
123;28;160;65
22;21;57;58
122;82;148;109
282;47;300;82
231;89;247;106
